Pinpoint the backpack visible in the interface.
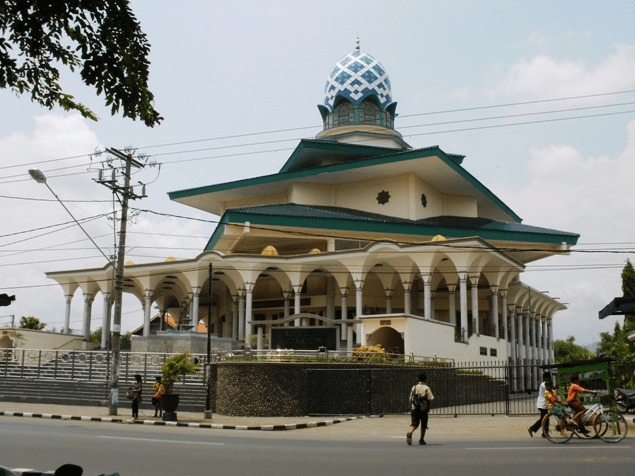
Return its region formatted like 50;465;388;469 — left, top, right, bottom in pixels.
412;385;429;412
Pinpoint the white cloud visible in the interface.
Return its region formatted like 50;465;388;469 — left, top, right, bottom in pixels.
485;44;635;100
490;119;635;345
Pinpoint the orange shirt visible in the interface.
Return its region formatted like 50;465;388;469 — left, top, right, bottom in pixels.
567;383;585;402
153;381;164;399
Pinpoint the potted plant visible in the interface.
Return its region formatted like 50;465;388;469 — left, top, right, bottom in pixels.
160;352;199;421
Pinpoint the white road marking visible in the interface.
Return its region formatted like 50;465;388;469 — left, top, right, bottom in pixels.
99;436;224;445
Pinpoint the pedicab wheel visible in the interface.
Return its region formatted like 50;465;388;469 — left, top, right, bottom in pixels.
594;410;628;443
542;414;574;443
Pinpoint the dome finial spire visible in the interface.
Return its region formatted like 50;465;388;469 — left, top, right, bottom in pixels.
355;36;360;51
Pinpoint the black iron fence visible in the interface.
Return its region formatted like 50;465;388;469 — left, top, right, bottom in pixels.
306;362;540;416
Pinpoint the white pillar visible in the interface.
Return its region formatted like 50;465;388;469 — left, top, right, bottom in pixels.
517;307;525;391
294;284;302;326
491;287;499;340
257;325;263;351
340;289;348;341
245;286;253;344
404;282;412;315
144;290;152;337
459;276;468;341
548;318;554;362
64;294;73;334
238;293;245;341
448;285;456;326
500;291;508;344
232;297;238;340
385;289;393;314
355;282;363;345
470;276;479;336
423;280;431;320
326;276;335;321
82;293;94;341
509;305;517;391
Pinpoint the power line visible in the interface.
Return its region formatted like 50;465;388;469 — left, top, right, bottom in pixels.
1;89;634;177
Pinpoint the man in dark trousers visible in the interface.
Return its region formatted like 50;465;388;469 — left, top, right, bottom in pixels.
528;372;551;437
407;372;434;445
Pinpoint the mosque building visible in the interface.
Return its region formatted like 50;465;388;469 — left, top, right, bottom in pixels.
46;41;579;365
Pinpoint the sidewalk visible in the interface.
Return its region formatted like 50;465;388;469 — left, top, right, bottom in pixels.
1;401;633;435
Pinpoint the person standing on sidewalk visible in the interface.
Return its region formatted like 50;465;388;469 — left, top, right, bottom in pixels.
130;374;143;420
528;372;551;437
406;373;434;446
152;375;164;418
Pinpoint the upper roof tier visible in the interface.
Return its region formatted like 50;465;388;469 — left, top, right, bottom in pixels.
322;40;393;112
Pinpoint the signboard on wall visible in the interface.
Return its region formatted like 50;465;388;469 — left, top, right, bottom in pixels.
270;327;338;350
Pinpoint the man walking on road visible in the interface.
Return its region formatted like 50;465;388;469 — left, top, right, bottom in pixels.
528;372;551;437
407;373;434;446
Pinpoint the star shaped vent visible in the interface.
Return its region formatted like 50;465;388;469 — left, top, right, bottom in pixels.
377;190;390;205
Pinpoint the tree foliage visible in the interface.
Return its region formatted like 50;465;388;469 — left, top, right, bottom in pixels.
19;316;45;330
554;335;594;363
0;0;162;126
597;260;635;388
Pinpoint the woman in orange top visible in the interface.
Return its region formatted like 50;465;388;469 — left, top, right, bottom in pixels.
567;374;598;434
153;376;165;418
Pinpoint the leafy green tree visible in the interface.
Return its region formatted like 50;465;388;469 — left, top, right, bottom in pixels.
0;0;162;126
554;336;594;363
90;327;102;344
19;316;45;330
598;260;635;388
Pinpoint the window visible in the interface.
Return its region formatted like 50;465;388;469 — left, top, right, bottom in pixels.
490;348;497;357
480;347;487;356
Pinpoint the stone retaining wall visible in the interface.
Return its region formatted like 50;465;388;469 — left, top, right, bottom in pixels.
214;362;508;416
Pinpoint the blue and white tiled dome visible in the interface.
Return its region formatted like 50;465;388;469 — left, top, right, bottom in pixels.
323;41;393;112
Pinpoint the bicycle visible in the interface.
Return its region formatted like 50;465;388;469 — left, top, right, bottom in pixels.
542;394;628;444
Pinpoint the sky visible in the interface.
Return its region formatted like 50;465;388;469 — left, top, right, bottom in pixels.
1;0;635;347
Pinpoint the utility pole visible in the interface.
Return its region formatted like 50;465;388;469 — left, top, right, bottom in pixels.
97;147;148;416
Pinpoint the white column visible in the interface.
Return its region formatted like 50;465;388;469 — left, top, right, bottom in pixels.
459;276;468;341
293;284;302;326
257;325;263;351
355;282;363;345
326;276;335;321
403;282;412;315
82;293;94;341
385;289;393;314
447;285;456;326
144;290;152;337
423;279;432;320
509;305;517;392
490;287;499;339
340;288;348;341
238;293;245;341
470;276;479;335
283;292;291;319
231;297;238;340
500;291;507;343
101;293;111;349
516;307;525;391
542;317;548;362
547;318;554;362
64;294;73;334
245;286;253;343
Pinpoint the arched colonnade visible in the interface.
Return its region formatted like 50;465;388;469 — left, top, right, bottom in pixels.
48;239;560;366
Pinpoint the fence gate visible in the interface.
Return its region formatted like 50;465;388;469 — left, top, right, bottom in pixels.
306;363;539;416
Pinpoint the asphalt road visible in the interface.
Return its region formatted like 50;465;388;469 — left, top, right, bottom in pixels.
1;416;633;476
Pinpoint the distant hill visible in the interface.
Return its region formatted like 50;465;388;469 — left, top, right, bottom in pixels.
581;342;600;353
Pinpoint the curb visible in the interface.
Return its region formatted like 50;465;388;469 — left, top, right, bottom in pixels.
0;410;359;431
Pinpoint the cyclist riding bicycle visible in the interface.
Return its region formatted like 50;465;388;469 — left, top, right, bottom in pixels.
567;374;599;435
